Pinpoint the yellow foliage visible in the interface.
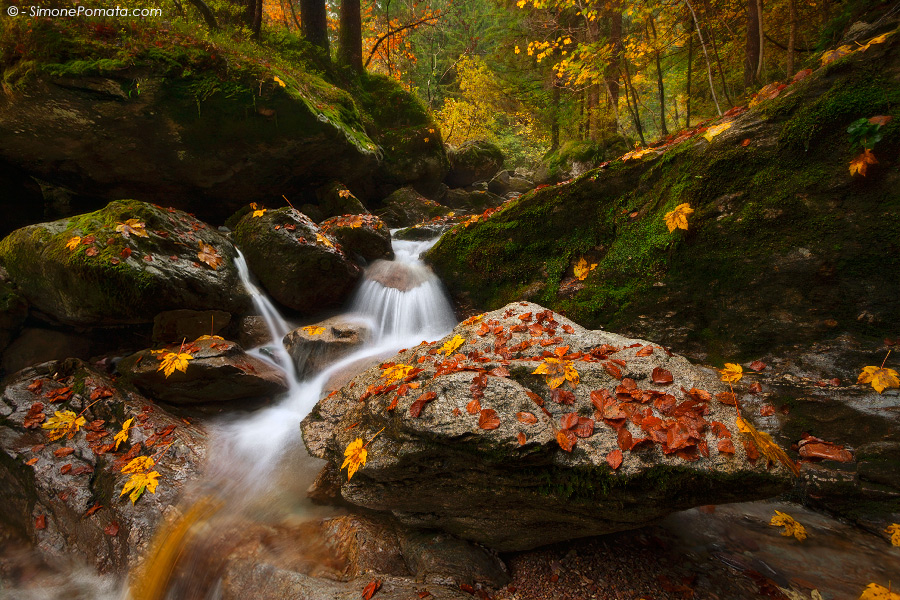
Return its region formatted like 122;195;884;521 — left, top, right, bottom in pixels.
273;75;286;88
533;356;579;389
573;257;597;281
115;218;149;238
849;149;878;177
703;122;732;142
664;203;694;232
66;236;82;250
302;325;326;336
439;334;465;356
736;416;801;477
341;438;367;481
316;233;334;248
719;363;743;383
157;352;193;378
114;417;134;451
121;470;160;503
859;583;900;600
858;365;899;394
42;410;87;442
886;523;900;546
381;363;415;383
122;455;156;474
770;510;808;541
250;203;266;218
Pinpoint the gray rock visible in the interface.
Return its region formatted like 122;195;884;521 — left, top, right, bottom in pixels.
315;182;370;220
284;316;372;377
152;309;231;343
488;171;534;196
375;188;452;229
393;224;450;241
441;189;504;212
319;214;393;263
302;302;793;551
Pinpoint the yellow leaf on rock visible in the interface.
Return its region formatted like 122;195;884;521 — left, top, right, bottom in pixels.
157;352;193;378
114;417;134;451
703;122;732;142
885;523;900;547
120;470;160;503
719;363;744;383
381;363;415;384
42;410;87;442
737;415;801;476
316;233;334;248
664;203;694;233
194;335;224;342
439;334;465;356
341;438;367;481
115;218;149;238
849;149;878;177
859;583;900;600
66;237;82;250
858;365;899;394
533;356;579;389
338;189;352;198
573;257;597;281
821;44;854;65
122;455;155;474
197;242;224;270
302;325;326;336
770;510;808;541
249;203;266;218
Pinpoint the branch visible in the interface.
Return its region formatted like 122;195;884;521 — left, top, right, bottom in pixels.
364;14;440;69
765;33;814;53
184;0;218;31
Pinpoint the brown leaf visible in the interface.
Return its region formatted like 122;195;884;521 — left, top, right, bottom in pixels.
635;345;654;357
409;391;437;418
550;389;575;405
362;578;382;600
749;360;767;372
104;522;119;536
556;429;576;452
35;514;46;530
760;404;775;416
573;417;594;438
651;367;673;385
682;387;712;402
798;435;853;462
60;464;72;474
466;399;481;414
748;382;762;394
71;465;94;476
607;449;623;469
560;412;579;430
516;412;537;424
25;457;39;466
602;361;622;379
478;409;500;430
715;391;737;406
84;503;103;517
517;432;527;446
54;447;75;458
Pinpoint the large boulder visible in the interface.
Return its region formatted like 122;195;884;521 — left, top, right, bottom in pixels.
0;200;250;327
118;337;288;405
445;141;505;188
232;208;362;314
375;187;453;229
302;302;793;551
441;189;504;212
319;214;393;262
487;170;534;196
315;182;370;220
0;359;206;572
0;269;27;356
283;316;372;377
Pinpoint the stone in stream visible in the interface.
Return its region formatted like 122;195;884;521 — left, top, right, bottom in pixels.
0;359;206;572
374;187;453;229
232;207;362;314
0;200;251;326
301;302;794;551
118;336;288;405
319;214;393;263
283;316;373;377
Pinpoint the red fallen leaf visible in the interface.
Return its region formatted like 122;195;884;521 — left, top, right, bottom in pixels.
143;255;153;262
81;235;96;245
90;386;114;401
682;387;712;402
654;395;677;415
466;399;481;414
24;403;46;428
603;362;622;379
798;435;853;462
556;429;576;452
84;503;103;518
651;367;674;385
517;312;533;322
489;366;510;377
27;379;43;393
635;345;654;357
562;324;574;334
710;421;731;438
749;382;762;393
32;444;45;453
715;391;737;406
516;412;537;424
478;409;500;430
869;115;893;127
551;389;575;405
590;389;612;411
104;522;119;536
698;440;710;457
84;246;100;257
792;68;812;82
573;417;594;438
452;407;461;416
35;514;46;530
25;457;38;466
362;578;382;600
749;360;767;372
71;465;94;476
741;138;751;147
517;432;527;445
54;447;75;458
760;404;775;416
617;427;634;451
743;439;760;462
459;583;476;594
607;449;623;469
560;412;579;430
120;247;132;259
409;391;437;418
829;378;840;386
60;464;72;474
109;257;120;265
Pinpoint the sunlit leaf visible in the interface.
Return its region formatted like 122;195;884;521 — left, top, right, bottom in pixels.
381;363;415;384
439;334;465;356
573;257;597;281
250;203;266;218
41;410;87;442
115;218;149;238
66;236;82;250
770;510;807;541
120;470;160;504
703;122;732;142
718;363;743;383
121;455;155;474
114;417;134;451
533;355;579;389
302;325;326;336
859;583;900;600
885;523;900;547
197;242;224;270
736;416;800;476
857;365;899;394
664;203;694;232
157;352;193;378
849;149;878;177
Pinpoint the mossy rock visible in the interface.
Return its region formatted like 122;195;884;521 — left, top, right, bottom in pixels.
232;207;362;314
536;137;630;184
441;189;504;212
374;187;453;229
320;214;393;262
315;181;370;220
426;32;900;361
446;140;506;188
0;200;249;326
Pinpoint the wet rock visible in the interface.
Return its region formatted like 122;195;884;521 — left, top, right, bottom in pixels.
152;309;232;344
118;337;287;405
0;200;250;327
487;170;534;196
232;207;362;314
0;269;28;356
393;223;451;241
319;214;393;263
445;141;505;188
375;188;452;228
283;317;372;377
398;528;509;587
441;189;504;212
1;328;93;375
365;259;432;292
228;315;273;349
302;302;793;551
315;182;370;220
0;359;206;572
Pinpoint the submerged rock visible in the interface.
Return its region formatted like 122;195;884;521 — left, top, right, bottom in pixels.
302;302;793;551
319;214;393;262
232;207;362;314
118;337;288;405
0;200;250;326
0;359;206;572
283;316;372;377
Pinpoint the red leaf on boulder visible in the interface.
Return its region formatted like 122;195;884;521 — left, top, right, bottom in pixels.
35;514;46;530
556;429;576;452
466;399;481;414
362;578;382;600
759;404;775;416
635;345;653;357
560;412;579;430
573;417;594;438
607;449;623;469
478;409;500;430
651;367;673;385
749;360;767;372
602;362;622;379
717;439;736;454
517;432;527;445
798;434;853;462
516;412;537;424
409;392;437;418
715;391;737;406
104;522;119;536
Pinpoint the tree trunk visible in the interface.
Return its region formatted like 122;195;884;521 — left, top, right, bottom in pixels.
787;0;796;76
685;0;722;115
339;0;363;72
605;10;623;133
686;27;693;128
745;0;761;88
551;80;560;152
300;0;330;53
756;0;765;80
250;0;262;39
287;0;302;31
622;62;646;146
185;0;218;30
589;84;600;141
647;17;668;136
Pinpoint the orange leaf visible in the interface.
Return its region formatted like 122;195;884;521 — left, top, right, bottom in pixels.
556;429;576;452
478;409;500;430
849;149;878;177
516;412;537;424
362;578;382;600
466;399;481;414
607;449;623;469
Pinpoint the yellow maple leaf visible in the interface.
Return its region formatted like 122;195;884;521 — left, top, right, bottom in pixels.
121;455;155;474
194;334;224;342
737;416;801;476
249;203;266;218
858;365;899;394
42;410;87;442
573;257;597;281
719;363;744;383
861;31;894;51
341;438;367;481
316;233;335;248
338;189;352;198
849;149;878;177
461;313;484;326
120;470;160;503
273;75;286;88
533;356;579;389
859;583;900;600
66;236;82;250
703;122;732;142
197;242;224;270
885;523;900;547
439;334;465;356
114;417;134;451
381;363;415;383
115;218;149;238
821;44;854;66
302;325;326;336
157;352;193;378
664;203;694;232
770;510;808;541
